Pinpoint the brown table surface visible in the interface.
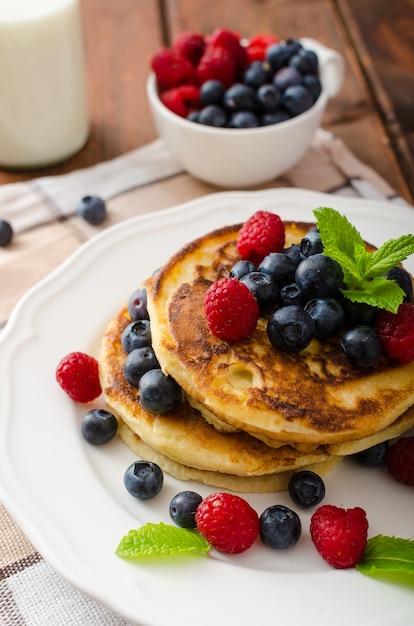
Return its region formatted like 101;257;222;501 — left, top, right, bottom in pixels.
0;0;413;203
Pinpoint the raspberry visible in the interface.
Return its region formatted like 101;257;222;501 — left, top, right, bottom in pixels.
386;436;414;485
196;45;236;89
56;351;102;403
160;84;200;117
208;28;249;75
195;492;260;554
237;211;285;265
246;34;280;62
204;277;259;343
310;504;369;569
375;302;414;363
151;48;195;90
172;31;205;66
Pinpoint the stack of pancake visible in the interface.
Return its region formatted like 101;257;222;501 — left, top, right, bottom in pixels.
99;219;414;492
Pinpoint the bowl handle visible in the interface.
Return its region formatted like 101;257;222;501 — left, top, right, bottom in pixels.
300;37;345;98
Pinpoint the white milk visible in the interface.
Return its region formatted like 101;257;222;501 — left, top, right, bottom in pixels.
0;0;89;168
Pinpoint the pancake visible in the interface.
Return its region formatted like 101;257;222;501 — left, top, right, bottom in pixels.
99;307;336;481
146;221;414;446
116;418;342;493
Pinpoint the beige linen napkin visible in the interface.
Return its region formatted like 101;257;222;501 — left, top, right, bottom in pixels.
0;133;411;626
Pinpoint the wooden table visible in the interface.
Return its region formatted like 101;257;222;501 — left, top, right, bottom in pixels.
1;0;413;203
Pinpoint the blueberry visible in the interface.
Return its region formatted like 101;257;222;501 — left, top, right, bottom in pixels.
289;48;319;74
259;504;302;549
229;259;257;279
304;297;345;339
223;83;257;113
199;79;225;106
124;460;163;500
81;408;117;445
127;287;149;321
259;252;297;288
0;219;13;247
282;84;313;116
300;227;323;257
302;73;322;102
187;110;200;123
121;320;151;352
228;111;260;128
385;266;413;302
198;104;227;127
240;271;279;312
267;305;315;352
139;368;182;413
353;441;389;467
169;491;203;528
76;195;107;225
279;282;304;307
273;66;302;92
295;254;344;299
283;243;302;267
342;298;378;328
256;84;281;113
260;110;290;125
244;61;273;89
341;325;382;368
288;470;325;508
266;39;303;72
124;347;160;387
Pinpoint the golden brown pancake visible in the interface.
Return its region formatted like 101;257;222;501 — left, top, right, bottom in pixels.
146;221;414;446
99;307;337;482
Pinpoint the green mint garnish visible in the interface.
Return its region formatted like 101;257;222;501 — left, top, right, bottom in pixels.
313;207;414;313
115;522;210;558
356;535;414;581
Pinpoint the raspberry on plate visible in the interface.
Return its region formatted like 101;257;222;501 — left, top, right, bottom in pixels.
386;436;414;485
375;302;414;363
151;48;195;90
172;31;205;66
56;351;102;403
310;504;369;569
160;84;200;117
237;210;285;265
196;45;236;90
195;492;260;554
204;277;259;343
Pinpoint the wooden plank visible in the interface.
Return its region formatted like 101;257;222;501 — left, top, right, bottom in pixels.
165;0;412;200
335;0;414;199
0;0;162;185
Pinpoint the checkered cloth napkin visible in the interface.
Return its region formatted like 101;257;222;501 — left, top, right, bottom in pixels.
0;133;410;625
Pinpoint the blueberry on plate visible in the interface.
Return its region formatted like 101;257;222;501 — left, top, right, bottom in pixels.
169;491;203;529
295;254;344;299
81;408;117;445
240;271;279;312
259;504;302;549
229;259;257;280
288;470;325;508
352;441;389;466
76;195;107;225
304;297;345;339
267;305;315;352
124;460;163;500
138;368;182;413
0;219;13;247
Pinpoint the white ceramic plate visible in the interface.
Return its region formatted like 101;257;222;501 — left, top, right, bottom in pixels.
0;189;413;626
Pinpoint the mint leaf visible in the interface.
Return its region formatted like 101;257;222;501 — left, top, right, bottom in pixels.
115;522;210;558
356;535;414;578
314;207;414;312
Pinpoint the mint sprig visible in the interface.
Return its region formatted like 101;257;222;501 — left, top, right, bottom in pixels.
314;207;414;312
356;535;414;581
115;522;210;558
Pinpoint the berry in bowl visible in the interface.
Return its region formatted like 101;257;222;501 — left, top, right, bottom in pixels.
147;29;344;188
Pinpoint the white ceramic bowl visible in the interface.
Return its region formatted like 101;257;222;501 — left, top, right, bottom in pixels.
147;38;344;188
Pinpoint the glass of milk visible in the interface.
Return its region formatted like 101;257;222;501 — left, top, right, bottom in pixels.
0;0;89;168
